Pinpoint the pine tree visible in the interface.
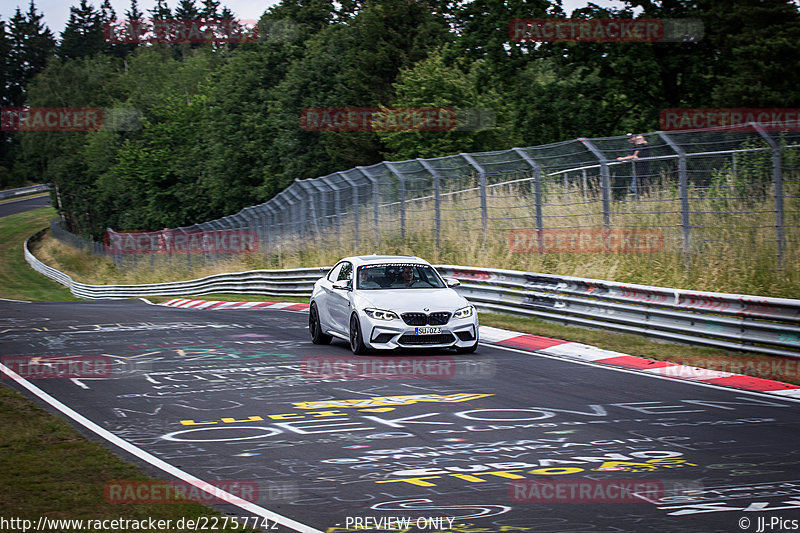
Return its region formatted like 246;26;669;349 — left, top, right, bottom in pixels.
0;18;10;108
119;0;144;51
59;0;105;59
200;0;220;20
174;0;200;21
149;0;172;21
8;1;56;104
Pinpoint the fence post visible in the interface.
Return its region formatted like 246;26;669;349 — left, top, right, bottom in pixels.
384;161;406;240
512;148;543;253
264;205;275;257
418;158;442;251
460;153;487;236
320;176;340;245
356;166;380;247
339;172;360;249
657;131;690;260
579;138;611;229
286;187;304;244
753;123;786;271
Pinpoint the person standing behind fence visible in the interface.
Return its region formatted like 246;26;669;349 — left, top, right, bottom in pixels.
617;133;651;198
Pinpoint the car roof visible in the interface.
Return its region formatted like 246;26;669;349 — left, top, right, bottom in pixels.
340;255;430;266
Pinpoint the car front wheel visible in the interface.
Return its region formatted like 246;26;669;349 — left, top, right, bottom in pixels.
349;313;369;355
309;303;332;345
456;337;479;354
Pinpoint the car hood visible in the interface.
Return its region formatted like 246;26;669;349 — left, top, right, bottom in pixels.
355;288;469;313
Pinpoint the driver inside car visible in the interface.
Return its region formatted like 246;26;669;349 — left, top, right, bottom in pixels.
397;265;419;287
358;268;381;289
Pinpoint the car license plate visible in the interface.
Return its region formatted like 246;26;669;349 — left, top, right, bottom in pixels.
415;327;441;335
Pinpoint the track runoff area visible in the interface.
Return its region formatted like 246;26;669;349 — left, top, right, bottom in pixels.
1;298;800;533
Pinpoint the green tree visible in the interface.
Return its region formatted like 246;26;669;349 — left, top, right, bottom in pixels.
377;49;516;160
702;0;800;106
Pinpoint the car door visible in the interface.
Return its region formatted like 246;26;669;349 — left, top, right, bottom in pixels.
316;262;343;330
328;261;353;334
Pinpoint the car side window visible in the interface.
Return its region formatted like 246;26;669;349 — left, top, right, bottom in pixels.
327;263;343;282
338;262;353;282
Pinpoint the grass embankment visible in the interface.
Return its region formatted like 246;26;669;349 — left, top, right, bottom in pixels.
0;387;260;532
0;207;76;302
0;208;258;532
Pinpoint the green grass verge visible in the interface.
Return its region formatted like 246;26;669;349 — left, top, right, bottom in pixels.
0;387;259;532
0;207;76;302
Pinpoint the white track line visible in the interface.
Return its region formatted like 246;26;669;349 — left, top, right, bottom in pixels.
0;361;323;533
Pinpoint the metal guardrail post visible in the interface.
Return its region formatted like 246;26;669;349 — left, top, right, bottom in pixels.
460;153;488;236
512;148;543;253
417;159;441;250
752;122;786;271
657;131;691;258
579;138;611;228
384;162;406;240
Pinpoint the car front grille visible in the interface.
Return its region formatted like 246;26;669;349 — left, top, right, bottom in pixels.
398;333;456;345
401;312;451;326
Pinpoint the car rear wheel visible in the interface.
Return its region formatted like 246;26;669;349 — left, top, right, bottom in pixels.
309;303;332;345
349;313;369;355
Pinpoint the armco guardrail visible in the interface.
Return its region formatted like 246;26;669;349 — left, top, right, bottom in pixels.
24;230;327;300
0;184;51;200
26;232;800;358
437;265;800;358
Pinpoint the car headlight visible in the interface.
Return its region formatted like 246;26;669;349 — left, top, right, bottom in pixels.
454;305;474;319
364;308;399;321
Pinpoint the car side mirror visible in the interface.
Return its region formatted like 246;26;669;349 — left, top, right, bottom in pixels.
332;279;351;290
445;278;460;288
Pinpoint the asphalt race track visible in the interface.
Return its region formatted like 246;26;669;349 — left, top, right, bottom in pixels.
0;194;52;218
2;298;800;532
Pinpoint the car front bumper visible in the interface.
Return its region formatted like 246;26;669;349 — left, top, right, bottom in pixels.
358;313;479;350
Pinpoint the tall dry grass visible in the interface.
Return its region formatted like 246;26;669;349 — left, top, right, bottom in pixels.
36;173;799;298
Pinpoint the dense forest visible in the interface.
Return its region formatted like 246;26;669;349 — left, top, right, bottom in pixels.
2;0;799;239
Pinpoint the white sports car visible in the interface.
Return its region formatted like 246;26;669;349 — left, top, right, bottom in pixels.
308;255;479;354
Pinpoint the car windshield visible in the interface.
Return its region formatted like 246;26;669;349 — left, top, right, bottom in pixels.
356;263;445;289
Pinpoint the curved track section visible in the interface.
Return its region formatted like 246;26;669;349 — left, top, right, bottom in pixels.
2;299;800;532
0;194;51;218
